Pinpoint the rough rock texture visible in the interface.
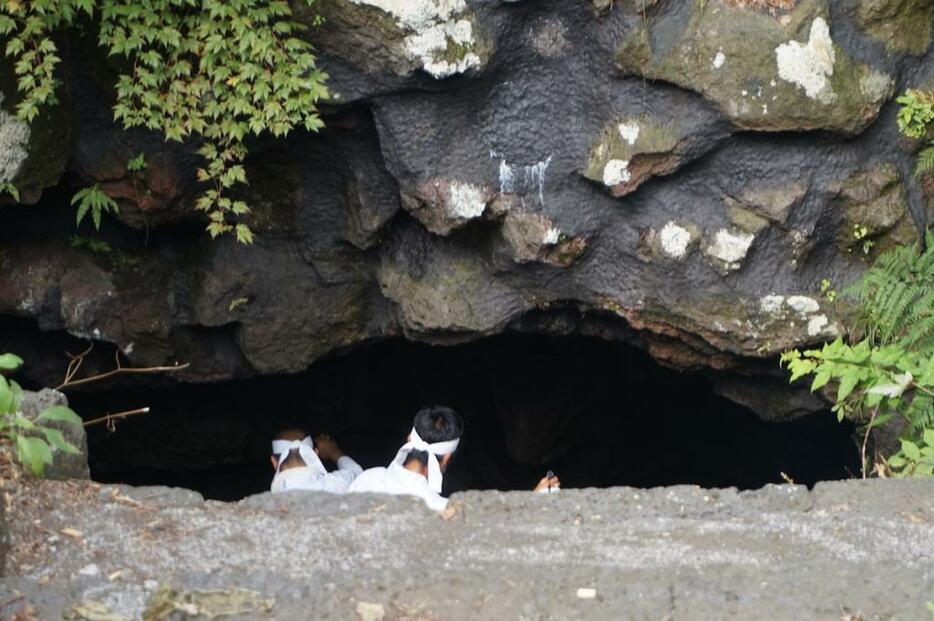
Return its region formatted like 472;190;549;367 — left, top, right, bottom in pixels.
0;64;71;205
3;479;934;619
0;0;931;421
19;389;90;481
616;0;895;133
856;0;934;55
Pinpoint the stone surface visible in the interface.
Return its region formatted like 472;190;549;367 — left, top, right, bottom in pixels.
3;478;934;619
856;0;934;55
0;0;930;422
19;389;90;481
0;61;71;205
830;162;920;256
616;0;894;134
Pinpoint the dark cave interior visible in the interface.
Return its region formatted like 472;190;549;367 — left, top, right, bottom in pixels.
52;333;862;501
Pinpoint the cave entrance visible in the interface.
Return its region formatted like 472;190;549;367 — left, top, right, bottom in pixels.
71;334;860;501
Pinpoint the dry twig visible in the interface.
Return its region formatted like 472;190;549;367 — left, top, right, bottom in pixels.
83;407;151;428
55;345;188;391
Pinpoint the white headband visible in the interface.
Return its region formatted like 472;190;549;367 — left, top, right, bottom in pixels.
272;436;326;476
391;427;460;494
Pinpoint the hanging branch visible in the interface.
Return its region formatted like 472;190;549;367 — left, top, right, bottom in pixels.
55;346;188;391
60;343;94;387
83;407;151;429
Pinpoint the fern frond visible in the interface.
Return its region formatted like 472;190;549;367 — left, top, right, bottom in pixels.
915;145;934;178
906;393;934;433
848;231;934;346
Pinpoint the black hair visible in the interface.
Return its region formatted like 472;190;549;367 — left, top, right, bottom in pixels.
405;405;463;467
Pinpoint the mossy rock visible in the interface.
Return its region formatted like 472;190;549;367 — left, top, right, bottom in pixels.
306;0;489;79
616;0;893;134
0;58;71;204
583;118;690;196
833;162;919;256
856;0;933;56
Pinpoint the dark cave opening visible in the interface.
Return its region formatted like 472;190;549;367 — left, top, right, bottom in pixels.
62;333;862;501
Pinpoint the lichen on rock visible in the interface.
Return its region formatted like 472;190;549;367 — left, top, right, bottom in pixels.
705;228;756;272
401;178;496;236
0;94;30;186
657;221;699;260
774;17;835;104
499;211;586;267
339;0;488;78
584;117;696;196
615;0;894;134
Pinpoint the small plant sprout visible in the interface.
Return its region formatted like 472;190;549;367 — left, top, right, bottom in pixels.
228;297;250;312
127;152;147;172
852;224;875;255
0;182;20;201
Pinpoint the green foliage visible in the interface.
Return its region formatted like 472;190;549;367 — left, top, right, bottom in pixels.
896;89;934;178
0;352;82;476
1;0;328;243
126;152;147;172
228;296;249;311
781;230;934;478
71;183;119;229
846;229;934;348
917;146;934;177
69;234;113;254
896;90;934;139
0;182;20;201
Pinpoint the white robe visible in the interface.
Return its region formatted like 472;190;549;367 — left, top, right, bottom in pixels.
270;456;362;494
348;462;448;511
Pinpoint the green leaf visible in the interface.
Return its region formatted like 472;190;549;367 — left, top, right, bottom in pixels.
0;353;24;371
837;373;860;402
0;376;12;414
811;368;832;392
924;428;934;447
42;427;80;454
902;440;922;461
9;379;23;413
36;405;83;427
16;435;53;476
868;413;894;429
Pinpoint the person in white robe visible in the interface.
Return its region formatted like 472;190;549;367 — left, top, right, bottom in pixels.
349;406;561;511
270;430;362;494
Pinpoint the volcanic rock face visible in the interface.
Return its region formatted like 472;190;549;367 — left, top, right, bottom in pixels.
0;0;931;420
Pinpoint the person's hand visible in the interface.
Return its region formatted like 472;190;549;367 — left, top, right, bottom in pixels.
314;434;344;463
533;475;560;493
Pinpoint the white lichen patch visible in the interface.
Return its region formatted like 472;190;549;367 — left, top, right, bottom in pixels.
542;227;560;245
0;94;31;184
775;17;836;104
617;121;640;145
707;229;755;267
406;19;481;78
659;221;692;259
603;159;631;186
349;0;466;31
859;69;893;101
807;314;829;336
712;51;726;69
786;295;820;315
759;294;785;316
447;182;487;219
349;0;480;78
